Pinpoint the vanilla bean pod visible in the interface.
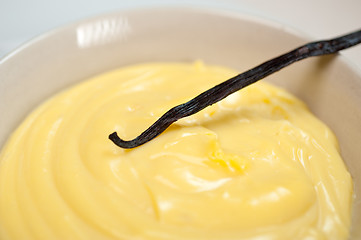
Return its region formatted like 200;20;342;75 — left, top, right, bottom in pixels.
109;29;361;149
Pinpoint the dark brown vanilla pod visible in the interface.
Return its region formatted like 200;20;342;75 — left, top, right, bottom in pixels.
109;29;361;149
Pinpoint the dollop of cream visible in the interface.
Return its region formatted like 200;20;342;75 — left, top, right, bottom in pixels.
0;62;353;240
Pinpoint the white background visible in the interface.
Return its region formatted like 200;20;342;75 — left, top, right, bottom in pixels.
1;0;360;70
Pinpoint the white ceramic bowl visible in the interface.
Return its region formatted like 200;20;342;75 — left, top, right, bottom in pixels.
0;7;360;238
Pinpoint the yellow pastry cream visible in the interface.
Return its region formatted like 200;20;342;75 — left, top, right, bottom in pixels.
0;62;353;240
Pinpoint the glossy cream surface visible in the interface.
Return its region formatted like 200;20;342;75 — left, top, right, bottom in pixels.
0;62;353;240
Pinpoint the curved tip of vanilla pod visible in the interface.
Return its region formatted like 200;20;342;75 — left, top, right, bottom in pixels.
108;132;142;149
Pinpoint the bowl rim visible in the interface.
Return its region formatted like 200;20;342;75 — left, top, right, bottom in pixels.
2;6;361;76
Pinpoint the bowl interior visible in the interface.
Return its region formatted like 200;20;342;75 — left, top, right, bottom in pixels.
0;7;360;238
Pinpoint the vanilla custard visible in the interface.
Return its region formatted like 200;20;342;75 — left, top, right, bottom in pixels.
0;62;353;239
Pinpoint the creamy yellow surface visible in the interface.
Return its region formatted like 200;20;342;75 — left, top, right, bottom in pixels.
0;62;353;240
